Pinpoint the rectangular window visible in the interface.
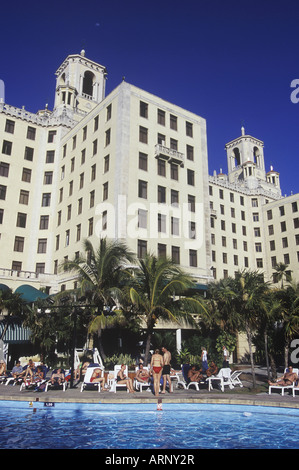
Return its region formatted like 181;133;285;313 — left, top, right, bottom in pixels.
172;246;180;264
186;121;193;137
106;104;112;121
137;239;147;258
138;209;147;229
0;185;7;200
140;101;148;118
39;215;49;230
46;150;55;163
158;213;166;233
104;155;110;173
48;130;56;143
16;212;27;228
139;126;148;144
189;249;197;267
44;171;53;185
103;182;108;201
0;162;9;177
2;140;12;155
138;180;147;199
37;238;47;253
88;218;94;236
171;217;180;236
158;185;166;203
42;193;51;207
170;163;179;181
158;243;167;258
19;190;29;205
186;145;194;161
157;158;166;176
5;119;15;134
22;168;32;182
187;169;194;185
139;152;148;171
26;126;36;140
105;129;111;146
171;190;179;207
24;146;34;161
14;236;24;252
157;109;165;126
170;114;177;130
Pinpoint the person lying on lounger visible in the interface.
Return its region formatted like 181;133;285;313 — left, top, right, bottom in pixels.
51;368;65;385
268;366;298;386
90;368;106;389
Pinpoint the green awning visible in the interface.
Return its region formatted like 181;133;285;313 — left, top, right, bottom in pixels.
0;322;31;343
0;284;10;292
15;284;49;303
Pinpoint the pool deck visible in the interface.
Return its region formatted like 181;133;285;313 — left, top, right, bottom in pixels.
1;369;299;410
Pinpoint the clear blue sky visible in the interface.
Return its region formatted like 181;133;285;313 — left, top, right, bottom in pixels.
1;0;299;196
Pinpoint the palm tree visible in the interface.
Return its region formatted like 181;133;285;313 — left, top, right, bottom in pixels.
273;262;292;288
0;287;27;341
61;238;135;359
127;254;208;364
233;270;270;388
274;282;299;368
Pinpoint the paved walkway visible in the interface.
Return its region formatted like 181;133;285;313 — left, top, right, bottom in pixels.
1;368;299;409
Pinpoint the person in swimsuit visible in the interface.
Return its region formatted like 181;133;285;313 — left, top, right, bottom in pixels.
268;366;298;386
90;368;106;389
161;346;172;394
150;349;164;396
135;363;150;383
116;364;134;393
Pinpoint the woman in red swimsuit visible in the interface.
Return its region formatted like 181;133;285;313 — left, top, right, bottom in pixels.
150;349;164;397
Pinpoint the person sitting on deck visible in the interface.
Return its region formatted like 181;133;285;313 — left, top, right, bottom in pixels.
117;364;134;393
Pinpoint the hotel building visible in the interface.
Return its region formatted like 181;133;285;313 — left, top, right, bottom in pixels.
0;52;298;349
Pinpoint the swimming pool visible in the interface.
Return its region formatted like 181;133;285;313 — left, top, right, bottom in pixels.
0;401;299;449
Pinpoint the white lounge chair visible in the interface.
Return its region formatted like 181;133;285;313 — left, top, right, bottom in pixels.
230;370;244;388
81;365;104;392
175;371;204;391
109;365;129;393
207;368;233;392
45;368;67;392
269;368;299;396
134;366;152;392
292;386;299;397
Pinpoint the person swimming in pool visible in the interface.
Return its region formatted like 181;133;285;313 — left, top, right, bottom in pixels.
150;349;164;397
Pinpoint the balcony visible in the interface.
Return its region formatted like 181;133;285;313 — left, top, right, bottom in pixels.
154;144;185;167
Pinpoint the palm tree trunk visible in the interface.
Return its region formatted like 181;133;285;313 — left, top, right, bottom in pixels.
269;353;277;380
246;323;256;388
264;329;271;381
97;329;107;360
144;331;153;367
284;345;289;370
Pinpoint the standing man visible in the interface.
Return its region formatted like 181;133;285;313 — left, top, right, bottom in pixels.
222;345;229;368
161;346;172;393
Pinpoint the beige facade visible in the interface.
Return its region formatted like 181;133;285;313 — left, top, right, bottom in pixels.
0;51;299;298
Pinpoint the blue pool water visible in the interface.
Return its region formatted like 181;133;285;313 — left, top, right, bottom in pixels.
0;401;299;449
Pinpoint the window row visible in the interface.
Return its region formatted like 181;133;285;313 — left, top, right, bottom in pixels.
267;202;298;219
139;101;194;137
55;218;94;249
137;239;198;267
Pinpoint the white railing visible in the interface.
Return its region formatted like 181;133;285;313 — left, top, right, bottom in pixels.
154;144;185;165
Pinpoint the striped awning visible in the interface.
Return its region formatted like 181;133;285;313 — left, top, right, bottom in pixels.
0;322;31;343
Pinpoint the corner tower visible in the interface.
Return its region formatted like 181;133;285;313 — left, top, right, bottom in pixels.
224;126;281;196
53;50;107;118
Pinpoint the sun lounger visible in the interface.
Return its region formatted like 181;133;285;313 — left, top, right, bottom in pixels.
207;368;233;392
81;365;105;392
109;365;129;393
45;368;67;392
134;366;152;392
269;368;299;396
